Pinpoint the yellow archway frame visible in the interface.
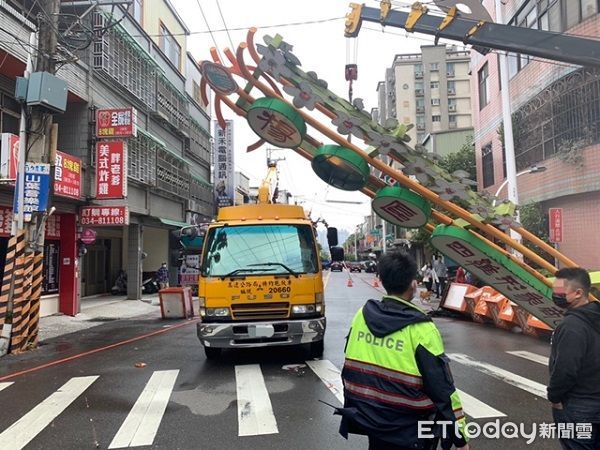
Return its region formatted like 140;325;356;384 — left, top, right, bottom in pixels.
198;29;595;327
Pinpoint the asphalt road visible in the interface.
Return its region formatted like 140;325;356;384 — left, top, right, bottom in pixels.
0;271;562;449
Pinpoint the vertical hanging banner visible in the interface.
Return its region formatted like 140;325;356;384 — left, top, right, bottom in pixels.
0;133;19;179
95;141;127;199
54;151;82;199
96;107;137;138
213;119;234;208
13;163;51;222
549;208;563;243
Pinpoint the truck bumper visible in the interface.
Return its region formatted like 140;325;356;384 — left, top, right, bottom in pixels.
197;317;326;349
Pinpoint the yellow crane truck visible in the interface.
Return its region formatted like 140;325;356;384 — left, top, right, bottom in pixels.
193;162;328;359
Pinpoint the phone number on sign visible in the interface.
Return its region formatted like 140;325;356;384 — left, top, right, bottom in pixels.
80;216;126;225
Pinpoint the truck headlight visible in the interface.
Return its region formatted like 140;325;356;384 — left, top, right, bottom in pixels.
205;307;230;317
292;304;316;315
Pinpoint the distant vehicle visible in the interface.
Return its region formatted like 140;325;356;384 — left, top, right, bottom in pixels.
330;261;344;272
321;260;331;270
364;260;378;273
348;262;362;273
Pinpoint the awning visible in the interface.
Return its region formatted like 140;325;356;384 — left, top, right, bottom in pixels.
159;218;188;228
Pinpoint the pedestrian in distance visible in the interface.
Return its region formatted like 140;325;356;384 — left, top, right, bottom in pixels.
433;256;448;299
156;262;169;290
337;251;469;450
421;263;435;294
455;267;467;284
548;267;600;449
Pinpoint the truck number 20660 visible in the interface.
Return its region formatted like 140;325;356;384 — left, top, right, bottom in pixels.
269;286;292;293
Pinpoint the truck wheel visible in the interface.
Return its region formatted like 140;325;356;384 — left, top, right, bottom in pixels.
310;340;324;358
204;347;222;360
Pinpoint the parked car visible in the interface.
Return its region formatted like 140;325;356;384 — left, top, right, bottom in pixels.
321;260;331;270
330;261;344;272
348;262;362;273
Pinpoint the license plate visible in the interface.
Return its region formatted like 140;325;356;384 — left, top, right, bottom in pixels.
248;324;274;338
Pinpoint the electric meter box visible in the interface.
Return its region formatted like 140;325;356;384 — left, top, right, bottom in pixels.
25;72;68;113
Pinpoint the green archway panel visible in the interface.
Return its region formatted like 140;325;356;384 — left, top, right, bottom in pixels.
247;97;306;148
430;225;559;328
372;186;431;228
311;145;370;191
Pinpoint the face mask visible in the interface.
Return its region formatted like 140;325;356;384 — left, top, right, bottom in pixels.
552;294;569;309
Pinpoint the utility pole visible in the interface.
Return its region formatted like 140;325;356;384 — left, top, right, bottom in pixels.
494;0;522;258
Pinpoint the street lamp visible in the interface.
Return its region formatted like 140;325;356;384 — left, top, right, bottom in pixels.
492;165;547;206
354;225;359;261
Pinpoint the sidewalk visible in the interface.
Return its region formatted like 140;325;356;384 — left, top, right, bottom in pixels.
39;294;162;342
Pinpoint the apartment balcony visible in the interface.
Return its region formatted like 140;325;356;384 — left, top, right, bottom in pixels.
447;71;455;78
416;106;425;113
416;123;426;131
415;89;424;97
414;71;423;79
448;88;456;96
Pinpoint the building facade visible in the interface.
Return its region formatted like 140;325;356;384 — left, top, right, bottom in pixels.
378;45;473;146
0;0;213;315
471;0;600;269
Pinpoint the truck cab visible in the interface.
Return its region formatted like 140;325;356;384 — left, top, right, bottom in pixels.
196;203;326;359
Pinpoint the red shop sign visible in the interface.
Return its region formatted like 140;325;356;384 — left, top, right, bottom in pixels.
54;151;82;199
0;207;61;238
80;206;129;226
96;107;137;138
549;208;563;244
95;141;127;199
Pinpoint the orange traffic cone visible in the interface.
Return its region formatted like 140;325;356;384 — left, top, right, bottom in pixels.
373;278;380;288
347;278;353;287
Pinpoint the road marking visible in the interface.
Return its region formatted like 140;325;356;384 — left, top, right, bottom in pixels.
235;364;278;436
306;359;344;404
0;376;98;450
0;382;14;392
506;350;549;366
449;353;547;398
323;270;331;288
108;370;179;449
456;388;506;419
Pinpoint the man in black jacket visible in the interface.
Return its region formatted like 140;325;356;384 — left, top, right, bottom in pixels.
548;267;600;449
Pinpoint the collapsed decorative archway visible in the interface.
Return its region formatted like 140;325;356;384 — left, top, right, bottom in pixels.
198;28;588;328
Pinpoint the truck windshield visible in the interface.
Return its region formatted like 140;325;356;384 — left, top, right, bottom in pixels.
201;224;319;277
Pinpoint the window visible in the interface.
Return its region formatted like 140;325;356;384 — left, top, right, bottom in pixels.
415;82;424;90
447;80;456;94
416;98;425;108
431;98;440;106
430;81;439;89
201;224;319;277
430;62;439;71
482;143;494;188
582;0;598;19
449;115;457;123
502;143;507;179
448;99;457;111
0;93;20;134
478;63;489;110
447;62;455;76
414;64;423;76
159;23;181;69
131;0;142;23
192;80;201;104
432;115;441;122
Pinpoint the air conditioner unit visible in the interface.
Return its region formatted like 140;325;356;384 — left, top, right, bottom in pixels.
448;88;456;95
415;89;424;96
416;106;425;113
447;71;455;77
415;71;423;78
432;99;440;106
449;104;457;112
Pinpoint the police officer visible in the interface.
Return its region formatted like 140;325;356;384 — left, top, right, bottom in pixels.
337;251;469;450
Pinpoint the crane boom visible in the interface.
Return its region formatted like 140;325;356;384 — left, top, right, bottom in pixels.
345;3;600;67
258;162;279;204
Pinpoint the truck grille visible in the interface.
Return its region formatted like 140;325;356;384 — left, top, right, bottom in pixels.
231;302;289;320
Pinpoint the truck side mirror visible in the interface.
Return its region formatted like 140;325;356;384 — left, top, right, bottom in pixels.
331;246;344;262
327;227;339;247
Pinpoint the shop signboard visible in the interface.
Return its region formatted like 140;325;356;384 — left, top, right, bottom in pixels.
13;163;51;221
213;120;235;208
0;206;13;236
96;107;137;138
42;241;60;294
54;151;82;199
80;206;129;226
45;214;61;239
549;208;563;243
179;254;201;286
0;133;19;179
80;228;97;245
95;141;127;199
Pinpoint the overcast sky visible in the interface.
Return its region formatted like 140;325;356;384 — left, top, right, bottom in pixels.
171;0;464;233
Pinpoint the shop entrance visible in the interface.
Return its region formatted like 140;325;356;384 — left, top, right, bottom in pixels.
82;239;111;296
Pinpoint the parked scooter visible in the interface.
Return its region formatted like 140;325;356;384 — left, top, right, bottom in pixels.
142;276;160;294
111;270;127;295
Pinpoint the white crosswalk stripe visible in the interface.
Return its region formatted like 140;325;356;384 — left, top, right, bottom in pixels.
108;370;179;449
0;376;98;450
306;359;344;404
235;364;279;436
456;389;506;419
506;350;549;366
449;353;547;398
0;381;14;392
